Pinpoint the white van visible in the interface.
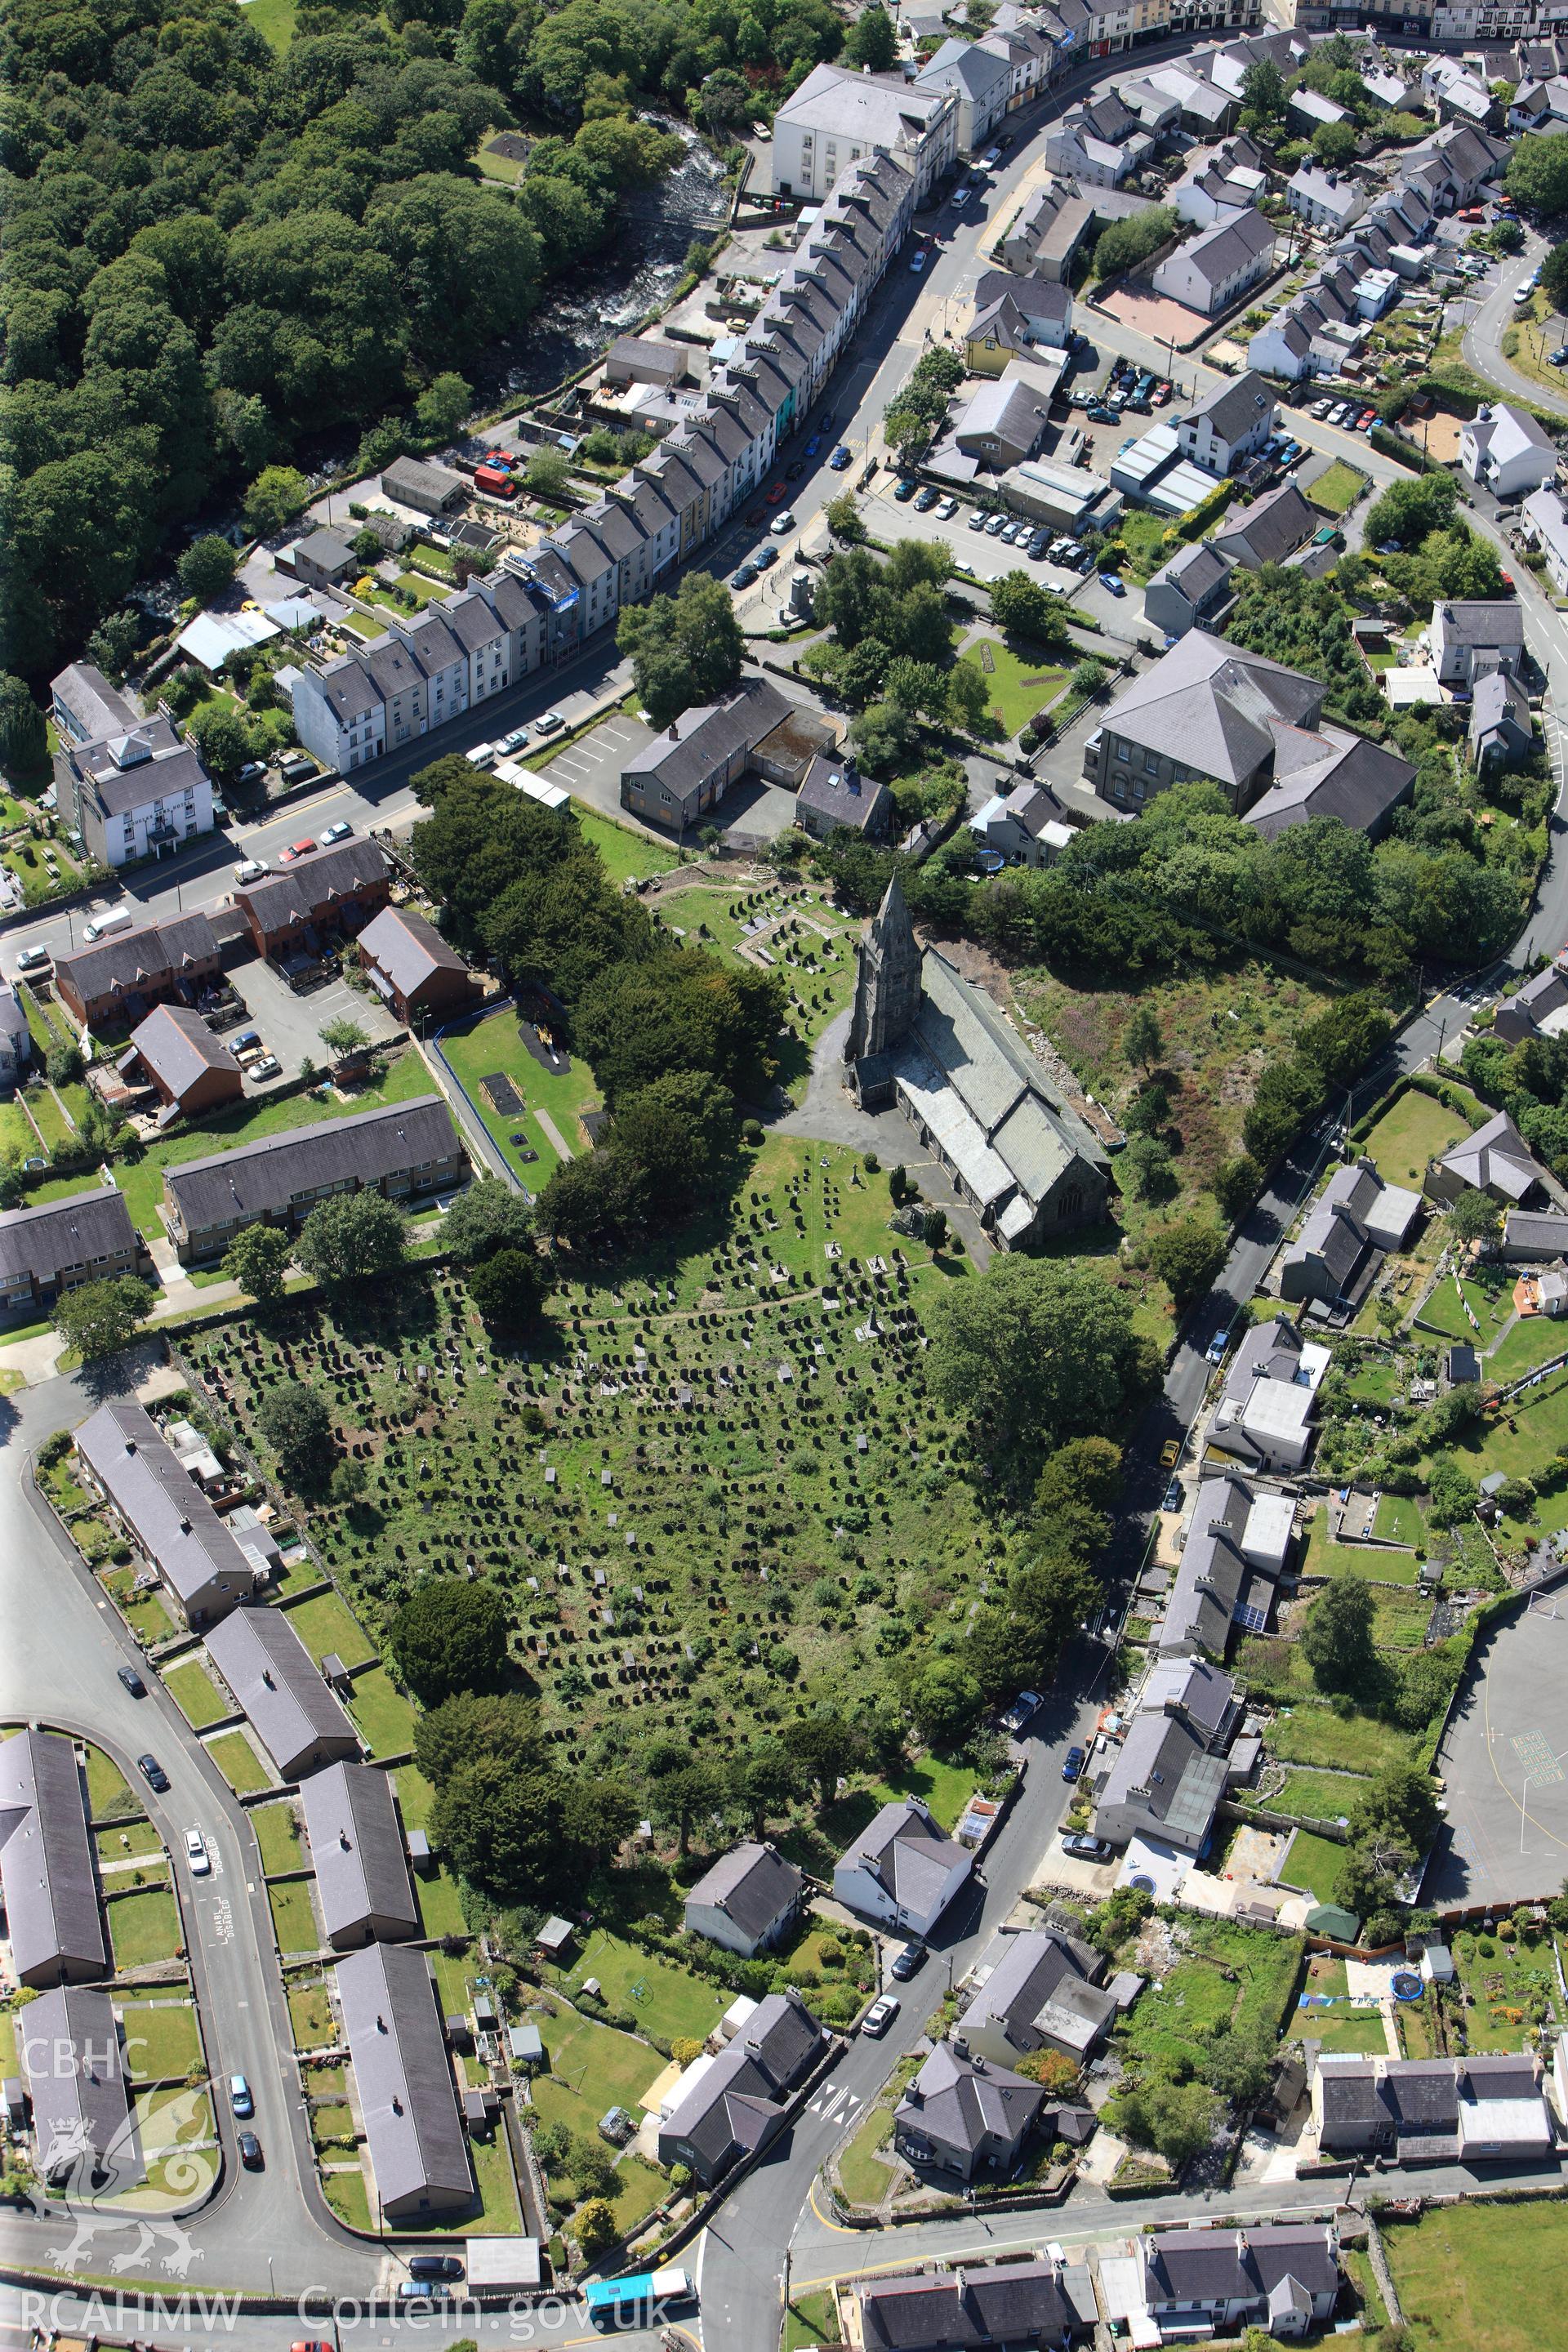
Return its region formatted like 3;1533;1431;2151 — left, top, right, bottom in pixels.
82;905;133;943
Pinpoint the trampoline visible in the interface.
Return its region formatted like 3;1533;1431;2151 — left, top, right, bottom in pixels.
1392;1971;1423;2002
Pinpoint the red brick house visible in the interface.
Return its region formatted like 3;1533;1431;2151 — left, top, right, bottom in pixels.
357;906;480;1025
120;1004;243;1123
234;840;390;963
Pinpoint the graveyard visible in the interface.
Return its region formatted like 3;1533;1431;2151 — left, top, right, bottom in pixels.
644;877;864;1102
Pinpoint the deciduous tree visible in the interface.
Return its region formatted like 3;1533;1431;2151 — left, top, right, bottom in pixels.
388;1574;512;1704
223;1224;293;1309
296;1191;407;1288
51;1276;154;1361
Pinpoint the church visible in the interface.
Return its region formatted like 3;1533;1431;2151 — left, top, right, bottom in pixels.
843;875;1111;1248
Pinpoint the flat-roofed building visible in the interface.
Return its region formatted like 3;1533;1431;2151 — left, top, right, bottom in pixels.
205;1605;360;1782
75;1400;260;1629
336;1942;473;2219
299;1763;420;1949
19;1984;141;2191
0;1188;150;1318
162;1094;468;1265
0;1731;107;1987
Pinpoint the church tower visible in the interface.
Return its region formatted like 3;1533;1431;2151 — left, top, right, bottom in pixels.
845;871;923;1077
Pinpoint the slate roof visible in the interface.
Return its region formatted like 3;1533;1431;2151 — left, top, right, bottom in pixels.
894;2040;1045;2162
84;742;210;822
381;457;467;509
960;1927;1115;2059
0;1189;140;1291
54;664;136;742
128;1004;234;1101
1214;481;1315;567
1435;598;1527;651
1504;1207;1568;1254
296;527;357;573
1182;371;1277;445
1147;541;1233;606
75;1400;258;1619
1094;1708;1222;1842
235;840;389;935
970;270;1071;328
660;1990;822;2175
336;1942;472;2212
0;1731;107;1984
798;753;889;835
165;1094;463;1235
358;906;470;1001
299;1762;419;1946
1143;2225;1338;2309
1168;205;1274;287
1439;1110;1545;1203
203;1604;359;1780
860;2261;1076;2352
1243;724;1415;840
684;1842;803;1945
20;1985;140;2187
840;1797;970;1922
54;912;220;1010
1098;630;1322;786
622;679;794;801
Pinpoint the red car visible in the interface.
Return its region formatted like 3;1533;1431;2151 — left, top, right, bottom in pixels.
279;838;315;863
765;483;787;504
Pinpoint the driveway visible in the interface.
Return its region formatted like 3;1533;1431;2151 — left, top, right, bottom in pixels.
1423;1590;1568;1912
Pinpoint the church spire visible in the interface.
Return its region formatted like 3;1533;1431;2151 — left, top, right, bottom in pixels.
845;863;923;1069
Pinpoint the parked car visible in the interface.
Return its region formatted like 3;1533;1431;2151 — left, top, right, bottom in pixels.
1001;1690;1044;1734
1163;1477;1183;1512
1160;1438;1181;1468
889;1942;925;1980
769;509;796;534
15;945;50;973
935;496;958;519
233;858;267;884
804;434;822;457
278;839;315;863
1086;404;1117;424
396;2287;450;2306
229;2074;253;2118
862;1993;900;2037
914;486;939;511
408;2256;466;2283
320;820;353;845
238;2132;263;2169
729;564;757;589
985;513;1009;536
1062;1745;1087;1783
117;1666;146;1698
745;505;767;527
500;727;531;754
229;1030;261;1057
910;247;928;272
249;1055;282;1081
185;1829;211;1878
752;543;778;569
967;509;991;531
785;460;807;481
1098;573;1126;596
831;444;853;470
138;1754;170;1793
534;711;564;733
1205;1329;1228;1364
82;906;132;942
765;483;787;504
1061;1832;1113;1862
894;477;920;502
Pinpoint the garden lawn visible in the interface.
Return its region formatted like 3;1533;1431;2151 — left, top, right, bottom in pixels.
281;1588;376;1668
785;2293;843;2350
438;1005;593;1181
1372;1493;1424;1546
607;2153;666;2237
102;1567;177;1646
1116;1918;1298;2077
109;1885;183;1971
1116;510;1174;581
415;1869;469;1939
0;2014;16;2077
1265;1707;1413;1776
205;1729;271;1795
1307;2007;1392;2055
1373;1588;1434;1650
1361;1088;1477;1187
1280;1828;1348;1902
252;1800;305;1876
0;1099;34;1159
391;1765;436;1833
573;811;679;887
288;1977;336;2051
535;2006;663;2121
964;633;1069;739
1302;1509;1420;1584
163;1658;232;1731
134;2086;214;2151
1263;1768;1368;1824
97;1820;163;1863
1306;459;1368;515
120;2001;201;2081
550;1929;728;2047
870;1754;976;1833
1487;1313;1568;1379
323;2167;374;2231
345;1666;418;1757
270;1877;322;1956
1379;2198;1568;2352
837;2108;897;2206
1415;1275;1508;1342
83;1744;136;1820
1446;1371;1568;1484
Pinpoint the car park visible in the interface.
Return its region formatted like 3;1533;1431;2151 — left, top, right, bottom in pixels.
889;1941;925;1980
117;1666;146;1697
229;2075;253;2117
1552;346;1568;365
1152;382;1171;405
279;839;314;863
1086;403;1117;424
1001;1690;1044;1734
985;513;1008;535
729;564;758;590
534;710;564;733
238;2132;263;2169
968;509;990;530
894;477;919;501
1310;398;1333;418
320;820;352;845
185;1829;211;1878
1062;1745;1086;1783
1061;1832;1113;1862
138;1754;169;1792
1000;519;1022;542
229;1030;261;1057
862;1993;900;2036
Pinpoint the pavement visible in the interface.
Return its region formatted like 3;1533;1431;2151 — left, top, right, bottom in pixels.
1423;1588;1568;1911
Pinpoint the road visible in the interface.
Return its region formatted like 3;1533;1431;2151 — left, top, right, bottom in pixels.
1463;225;1568;423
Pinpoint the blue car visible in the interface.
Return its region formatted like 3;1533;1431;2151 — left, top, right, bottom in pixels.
1098;572;1126;597
728;563;758;590
830;443;853;469
1062;1745;1086;1784
751;543;778;569
804;434;822;457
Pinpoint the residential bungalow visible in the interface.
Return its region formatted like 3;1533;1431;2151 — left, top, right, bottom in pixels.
1459;403;1560;501
833;1795;973;1939
1210;481;1316;571
1160;1483;1295;1652
0;1730;107;1987
1281;1157;1423;1310
233;840;391;964
1495;964;1568;1046
1209;1315;1330;1472
959;1927;1117;2068
356;905;480;1026
657;1990;824;2186
1472;670;1536;773
1142;2226;1339;2339
53;911;223;1030
619;679;834;834
1312;2051;1554;2163
683;1841;804;1959
380;457;467;518
298;1762;420;1950
1428;1110;1550;1209
204;1604;360;1782
1152;207;1275;318
74;1399;261;1628
795;752;892;842
1143;541;1235;641
121;1004;243;1124
0;1190;150;1319
18;1985;141;2191
162;1094;468;1265
336;1942;473;2217
858;2260;1085;2352
893;2042;1045;2182
968;781;1074;867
